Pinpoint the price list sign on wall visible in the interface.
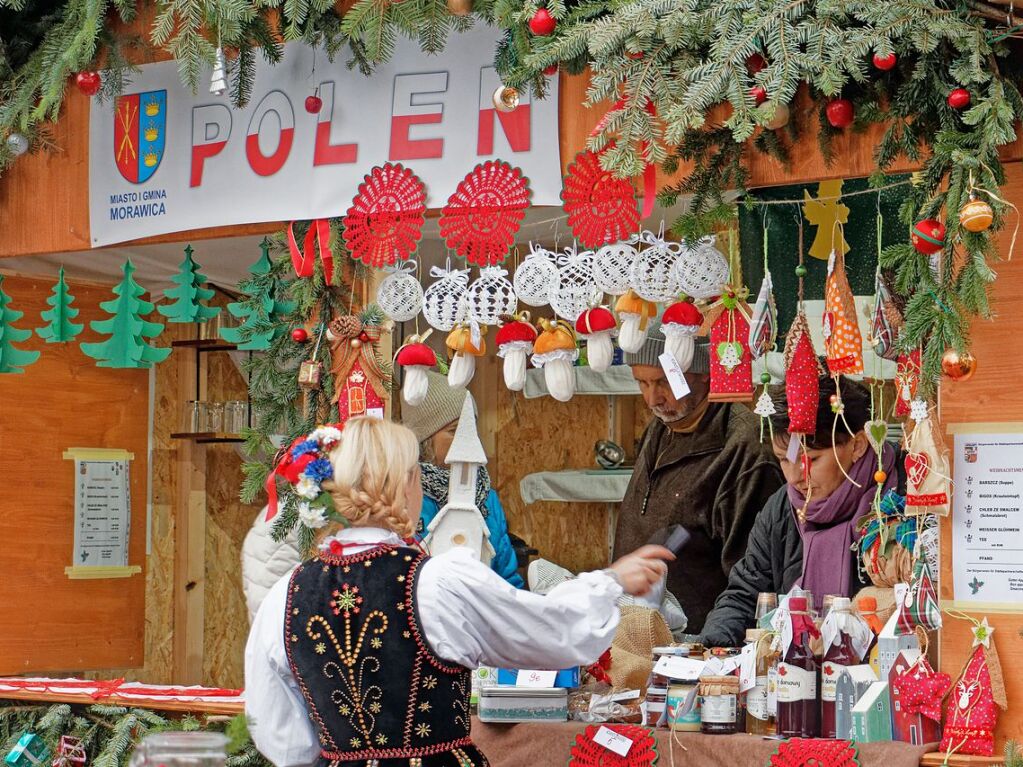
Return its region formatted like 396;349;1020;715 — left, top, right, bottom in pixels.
952;432;1023;607
62;448;140;579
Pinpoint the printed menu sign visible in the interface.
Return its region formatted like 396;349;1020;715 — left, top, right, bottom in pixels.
952;432;1023;606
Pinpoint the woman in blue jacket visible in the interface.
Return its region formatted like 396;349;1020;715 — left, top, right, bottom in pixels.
402;371;524;588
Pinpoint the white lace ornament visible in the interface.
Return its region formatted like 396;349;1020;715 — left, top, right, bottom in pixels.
675;235;730;300
754;389;776;417
466;267;517;326
910;397;930;423
513;243;558;307
628;227;683;303
549;244;601;322
423;259;471;332
592;241;638;296
376;260;423;322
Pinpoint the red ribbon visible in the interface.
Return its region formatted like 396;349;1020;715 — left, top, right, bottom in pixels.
288;219;334;283
0;677;241;699
590;98;658;221
264;437;306;522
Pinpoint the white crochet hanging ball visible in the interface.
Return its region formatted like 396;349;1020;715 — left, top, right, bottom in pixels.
549;246;601;322
675;236;730;300
376;263;424;322
466;267;517;326
513;244;558;307
422;266;470;332
592;241;638;296
628;235;682;304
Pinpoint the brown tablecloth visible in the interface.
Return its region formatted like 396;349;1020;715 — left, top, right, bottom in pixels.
471;719;935;767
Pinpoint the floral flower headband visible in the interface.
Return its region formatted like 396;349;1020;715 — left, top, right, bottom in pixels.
264;424;343;530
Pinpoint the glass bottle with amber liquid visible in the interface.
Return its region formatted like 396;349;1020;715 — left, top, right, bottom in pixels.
744;629;776;735
776;596;820;738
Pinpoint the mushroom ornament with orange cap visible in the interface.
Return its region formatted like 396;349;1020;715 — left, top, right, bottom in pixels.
660;300;703;370
575;307;617;373
395;335;437;406
495;313;539;391
614;290;658;354
532;319;579;402
446;323;486;389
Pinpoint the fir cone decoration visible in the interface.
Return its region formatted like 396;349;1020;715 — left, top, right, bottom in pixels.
328;314;363;341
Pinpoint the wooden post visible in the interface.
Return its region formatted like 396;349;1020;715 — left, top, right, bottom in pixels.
173;348;207;684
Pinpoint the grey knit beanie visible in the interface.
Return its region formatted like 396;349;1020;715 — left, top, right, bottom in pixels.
400;371;471;443
622;315;710;373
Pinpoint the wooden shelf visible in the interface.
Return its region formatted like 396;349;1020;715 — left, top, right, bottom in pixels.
170;432;245;444
919;754;1005;766
0;688;243;716
170;339;238;352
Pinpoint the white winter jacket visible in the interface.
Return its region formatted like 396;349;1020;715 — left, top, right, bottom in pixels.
241;507;303;624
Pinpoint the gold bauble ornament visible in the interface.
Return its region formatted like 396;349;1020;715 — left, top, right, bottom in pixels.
350;338;362;349
492;85;519;113
941;348;978;382
959;195;994;233
757;102;790;130
446;0;472;15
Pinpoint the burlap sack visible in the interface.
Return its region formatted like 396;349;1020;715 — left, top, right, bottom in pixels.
609;605;673;692
853;586;897;625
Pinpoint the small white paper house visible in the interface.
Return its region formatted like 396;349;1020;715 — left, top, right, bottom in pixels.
423;393;496;564
877;597;918;680
835;665;878;740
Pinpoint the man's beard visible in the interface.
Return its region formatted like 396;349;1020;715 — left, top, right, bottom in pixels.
652;405;687;424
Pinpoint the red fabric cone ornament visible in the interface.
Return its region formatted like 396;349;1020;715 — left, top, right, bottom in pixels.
568;724;657;767
895;349;922;417
784;312;822;435
709;297;753;402
940;621;1007;757
823;249;863;375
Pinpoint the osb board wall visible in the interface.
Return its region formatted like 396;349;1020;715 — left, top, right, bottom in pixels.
0;273;147;675
938;161;1023;747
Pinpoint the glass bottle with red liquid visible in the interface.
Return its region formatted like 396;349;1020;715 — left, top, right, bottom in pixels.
820;597;865;738
776;596;820;738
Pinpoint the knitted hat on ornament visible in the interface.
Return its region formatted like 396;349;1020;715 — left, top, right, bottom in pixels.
400;371;476;443
623;314;710;373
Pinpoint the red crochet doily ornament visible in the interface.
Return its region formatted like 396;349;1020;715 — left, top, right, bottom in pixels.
342;163;427;268
768;738;860;767
562;149;641;248
439;160;531;266
569;724;657;767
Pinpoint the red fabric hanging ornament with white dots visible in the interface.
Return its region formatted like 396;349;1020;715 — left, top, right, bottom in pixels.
784;311;823;436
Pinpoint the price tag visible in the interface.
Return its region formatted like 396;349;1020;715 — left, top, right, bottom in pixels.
516;669;558;688
611;689;641;703
738;642;757;693
652;655;705;680
593;726;633;757
786;436;801;463
366;407;385;420
659;351;691;400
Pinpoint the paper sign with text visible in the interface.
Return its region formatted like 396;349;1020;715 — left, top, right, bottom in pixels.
658;351;692;400
516;669;558;688
593;727;633;757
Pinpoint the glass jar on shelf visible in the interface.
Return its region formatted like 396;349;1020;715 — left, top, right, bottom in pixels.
128;732;228;767
223;400;248;435
202;402;224;433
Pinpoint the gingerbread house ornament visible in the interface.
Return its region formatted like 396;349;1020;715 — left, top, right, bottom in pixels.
328;315;389;423
422;393;496;565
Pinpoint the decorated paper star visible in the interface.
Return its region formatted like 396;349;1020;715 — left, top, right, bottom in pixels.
972;617;994;648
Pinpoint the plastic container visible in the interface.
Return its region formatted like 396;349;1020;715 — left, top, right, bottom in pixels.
700;675;740;734
666;681;701;731
478;686;568;723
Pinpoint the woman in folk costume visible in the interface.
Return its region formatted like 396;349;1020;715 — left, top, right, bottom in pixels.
245;416;672;767
402;372;522;587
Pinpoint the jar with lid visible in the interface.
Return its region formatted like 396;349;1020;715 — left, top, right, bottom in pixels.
644;646;688;727
744;628;776;735
666;679;701;731
700;675;740;734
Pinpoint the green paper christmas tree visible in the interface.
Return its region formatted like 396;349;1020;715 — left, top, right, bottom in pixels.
158;245;222;324
80;260;172;369
36;266;84;343
0;275;41;373
219;238;296;350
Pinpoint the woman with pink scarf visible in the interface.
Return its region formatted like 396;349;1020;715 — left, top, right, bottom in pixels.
700;375;900;647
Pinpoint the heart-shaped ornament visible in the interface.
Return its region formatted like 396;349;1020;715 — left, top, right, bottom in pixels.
866;419;888;452
906;452;931;488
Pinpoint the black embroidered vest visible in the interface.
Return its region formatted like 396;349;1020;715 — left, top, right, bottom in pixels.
285;545;474;764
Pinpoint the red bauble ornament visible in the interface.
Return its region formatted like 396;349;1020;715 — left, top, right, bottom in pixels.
625;51;644;60
911;219;946;255
439;160;531;266
826;98;854;128
561;149;640;249
75;71;101;96
359;331;370;343
543;63;558;76
342;163;427;268
872;52;897;71
305;94;323;114
948;88;971;110
750;86;768;105
291;328;309;343
529;7;556;35
747;53;767;74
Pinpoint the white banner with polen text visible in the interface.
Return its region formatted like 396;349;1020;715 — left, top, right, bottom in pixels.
88;28;561;247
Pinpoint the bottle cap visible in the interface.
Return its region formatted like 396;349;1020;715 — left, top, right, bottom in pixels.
832;596;852;611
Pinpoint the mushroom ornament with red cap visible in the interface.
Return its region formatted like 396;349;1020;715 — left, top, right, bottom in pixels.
660;301;703;370
495;313;539;391
575;307;617;373
532;319;579;402
446;324;487;388
614;290;658;353
395;335;437;406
